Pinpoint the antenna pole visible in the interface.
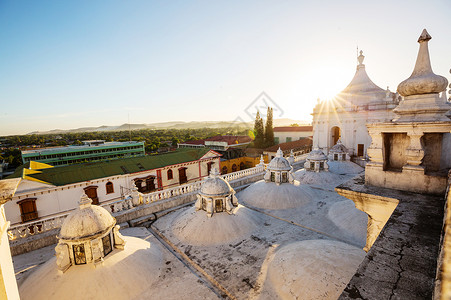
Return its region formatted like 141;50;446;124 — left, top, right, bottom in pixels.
128;113;131;142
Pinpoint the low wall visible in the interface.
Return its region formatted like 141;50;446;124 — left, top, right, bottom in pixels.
10;172;265;256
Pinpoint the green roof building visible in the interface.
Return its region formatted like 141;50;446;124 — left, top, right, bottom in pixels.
21;140;145;167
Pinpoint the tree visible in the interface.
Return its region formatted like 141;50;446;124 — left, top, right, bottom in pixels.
253;111;265;148
265;107;274;147
171;137;179;147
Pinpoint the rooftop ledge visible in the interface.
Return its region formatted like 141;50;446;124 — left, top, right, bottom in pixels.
336;175;445;299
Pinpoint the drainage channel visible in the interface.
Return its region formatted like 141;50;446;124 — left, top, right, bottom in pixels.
243;205;363;249
146;224;237;300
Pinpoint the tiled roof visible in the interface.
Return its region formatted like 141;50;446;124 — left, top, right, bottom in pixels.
273;126;313;132
180;135;252;146
264;139;312;153
8;148;218;186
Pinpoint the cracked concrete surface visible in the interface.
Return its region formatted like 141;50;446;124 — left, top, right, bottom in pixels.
338;176;444;300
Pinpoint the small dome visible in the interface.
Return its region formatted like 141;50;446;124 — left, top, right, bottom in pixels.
59;194;115;240
307;148;328;161
199;168;232;196
329;140;348;153
267;148;292;171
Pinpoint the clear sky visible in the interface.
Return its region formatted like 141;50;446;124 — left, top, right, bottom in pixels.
1;0;450;136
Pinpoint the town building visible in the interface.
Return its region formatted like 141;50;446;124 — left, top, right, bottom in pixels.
273;126;313;144
177;135;256;174
312;51;400;158
263;138;312;161
21;140;145;166
5;148;220;226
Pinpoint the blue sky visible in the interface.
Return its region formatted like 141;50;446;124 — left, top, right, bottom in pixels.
1;0;450;135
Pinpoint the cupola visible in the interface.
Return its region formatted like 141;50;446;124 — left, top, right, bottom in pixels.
194;168;237;217
264;148;295;185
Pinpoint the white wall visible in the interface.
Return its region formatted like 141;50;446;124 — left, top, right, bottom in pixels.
4;156;220;226
274;131;311;143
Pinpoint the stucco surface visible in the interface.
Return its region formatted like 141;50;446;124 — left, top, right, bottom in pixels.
264;240;365;300
59;204;115;240
17;227;220;300
171;205;261;245
328;161;364;175
238;180;313;210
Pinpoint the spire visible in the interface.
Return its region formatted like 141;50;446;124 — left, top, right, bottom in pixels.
393;29;450;122
397;29;448;97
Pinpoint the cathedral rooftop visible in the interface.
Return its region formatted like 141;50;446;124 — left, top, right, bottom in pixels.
340;50;386;96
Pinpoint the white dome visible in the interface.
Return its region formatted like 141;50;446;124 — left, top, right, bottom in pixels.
238;180;312;210
265;240;365;300
267;148;291;171
199;168;232;196
294;169;348;187
171;206;260;246
19;236;164;300
59;195;115;240
307;148;328;161
329;140;348;153
328;161;364;175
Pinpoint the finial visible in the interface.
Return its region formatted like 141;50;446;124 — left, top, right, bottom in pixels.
79;193;92;209
418;29;431;43
290;149;294;157
210;168;220;177
357;50;365;65
397;29;448;97
276;147;283;158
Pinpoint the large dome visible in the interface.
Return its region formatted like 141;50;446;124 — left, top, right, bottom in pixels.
264;240;365;300
19;236;164;300
267;148;292;171
59;194;115;240
199;168;232;196
171;206;260;245
238;180;312;210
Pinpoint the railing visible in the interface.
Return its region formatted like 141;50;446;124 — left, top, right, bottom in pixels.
7;213;67;241
221;165;265;182
293;154;308;163
7;164;266;241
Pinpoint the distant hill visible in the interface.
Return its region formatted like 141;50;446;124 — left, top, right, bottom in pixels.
27;118;309;135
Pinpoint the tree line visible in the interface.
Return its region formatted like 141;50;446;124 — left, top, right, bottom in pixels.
0;127;249;168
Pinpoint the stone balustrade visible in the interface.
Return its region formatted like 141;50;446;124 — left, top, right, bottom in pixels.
7;164;266;242
293;154;308;162
7;213;67;241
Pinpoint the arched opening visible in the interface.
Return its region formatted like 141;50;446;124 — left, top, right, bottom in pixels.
105;182;114;194
232;164;237;172
222;166;228;174
167;169;173;180
239;162;245;170
331;126;341;146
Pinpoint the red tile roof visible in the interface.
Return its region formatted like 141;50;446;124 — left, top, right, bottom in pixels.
264;138;312;153
273;126;313;132
180;135;252;146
